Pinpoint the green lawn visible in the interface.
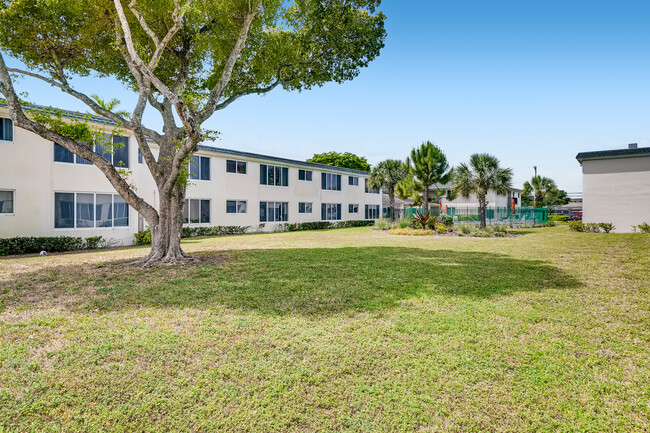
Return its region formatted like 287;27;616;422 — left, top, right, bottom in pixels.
1;226;649;432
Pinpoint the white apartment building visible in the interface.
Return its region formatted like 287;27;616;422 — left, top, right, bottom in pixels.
0;106;382;245
576;143;650;232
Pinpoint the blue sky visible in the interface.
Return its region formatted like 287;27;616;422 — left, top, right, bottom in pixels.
9;0;650;192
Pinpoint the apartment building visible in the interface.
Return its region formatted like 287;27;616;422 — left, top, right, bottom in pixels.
576;143;650;232
0;106;381;245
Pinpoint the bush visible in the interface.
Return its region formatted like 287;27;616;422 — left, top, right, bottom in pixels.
0;236;84;256
598;223;615;233
434;223;449;234
633;222;650;233
568;221;585;232
457;224;473;235
549;214;569;222
388;228;434;236
397;218;410;229
134;229;152;245
84;236;104;249
336;220;375;228
375;219;390;230
585;223;601;233
437;215;454;227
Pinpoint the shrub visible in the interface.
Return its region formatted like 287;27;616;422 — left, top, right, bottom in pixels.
437;215;454;227
397;218;410;229
633;222;650;233
388;228;434;236
434;223;448;234
337;220;374;228
492;224;508;234
568;221;585;232
375;219;390;230
584;223;601;233
0;236;84;256
412;210;431;229
457;224;473;235
134;229;152;245
598;223;615;233
84;236;104;249
549;214;569;222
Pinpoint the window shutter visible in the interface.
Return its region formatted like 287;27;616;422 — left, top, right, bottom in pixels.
337;204;342;220
321;173;326;189
321;203;326;220
259;202;267;222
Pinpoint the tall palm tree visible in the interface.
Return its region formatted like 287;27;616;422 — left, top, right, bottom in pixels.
404;141;452;212
453;153;513;229
522;175;557;206
368;159;408;221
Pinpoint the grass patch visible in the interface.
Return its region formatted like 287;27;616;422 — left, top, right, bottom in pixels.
0;226;649;432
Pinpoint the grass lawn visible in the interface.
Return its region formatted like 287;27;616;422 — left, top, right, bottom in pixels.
1;226;649;432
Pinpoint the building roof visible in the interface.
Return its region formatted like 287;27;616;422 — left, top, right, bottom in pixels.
197;144;369;175
576;146;650;162
0;101;118;126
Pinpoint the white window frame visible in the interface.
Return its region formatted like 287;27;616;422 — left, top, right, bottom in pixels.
183;198;211;224
0;117;14;142
53;192;130;230
0;189;15;215
226;200;247;214
298;202;313;214
349;204;359;214
226;159;247;174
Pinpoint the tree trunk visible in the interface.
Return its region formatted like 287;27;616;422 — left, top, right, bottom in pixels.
479;196;487;229
138;186;192;266
389;189;396;222
422;184;429;214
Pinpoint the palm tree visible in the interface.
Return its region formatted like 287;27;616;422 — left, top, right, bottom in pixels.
453;153;513;229
368;159;408;221
522;175;558;206
404;141;452;212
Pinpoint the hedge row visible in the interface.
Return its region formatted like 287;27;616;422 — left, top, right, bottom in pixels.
280;220;375;232
0;236;84;256
135;226;251;245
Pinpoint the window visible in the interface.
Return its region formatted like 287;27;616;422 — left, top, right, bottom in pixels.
298;202;312;214
321;203;341;220
226;160;247;174
260;164;289;186
349;204;359;214
189;155;210;180
298;169;312;181
52;135;129;167
348;176;359;186
54;192;129;229
365;179;380;194
138;148;143;164
226;200;247;214
365;205;380;219
0;190;14;214
321;173;342;191
259;201;288;222
183;199;210;224
0;118;13;141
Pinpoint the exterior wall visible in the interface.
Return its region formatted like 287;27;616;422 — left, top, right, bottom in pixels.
581;156;650;232
0;109;380;244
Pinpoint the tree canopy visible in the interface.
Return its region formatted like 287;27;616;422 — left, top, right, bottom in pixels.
522;175;570;207
453;153;512;228
401;141;451;210
307;151;371;171
368;159;407;220
0;0;387;264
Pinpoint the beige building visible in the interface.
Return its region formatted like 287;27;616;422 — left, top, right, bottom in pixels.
0;105;382;245
576;143;650;232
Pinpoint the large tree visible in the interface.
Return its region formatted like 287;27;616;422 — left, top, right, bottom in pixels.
368;159;407;221
522;175;570;207
403;141;451;212
453;153;513;229
0;0;386;265
307;151;371;171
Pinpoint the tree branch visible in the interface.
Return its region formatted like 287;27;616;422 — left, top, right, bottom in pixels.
200;7;258;122
0;52;159;225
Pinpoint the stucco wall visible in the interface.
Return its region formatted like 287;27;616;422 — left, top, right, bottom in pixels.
581;156;650;232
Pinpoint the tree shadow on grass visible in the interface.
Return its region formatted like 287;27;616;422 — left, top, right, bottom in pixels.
1;247;581;316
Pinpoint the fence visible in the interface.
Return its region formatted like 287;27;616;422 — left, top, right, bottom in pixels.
403;206;548;225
